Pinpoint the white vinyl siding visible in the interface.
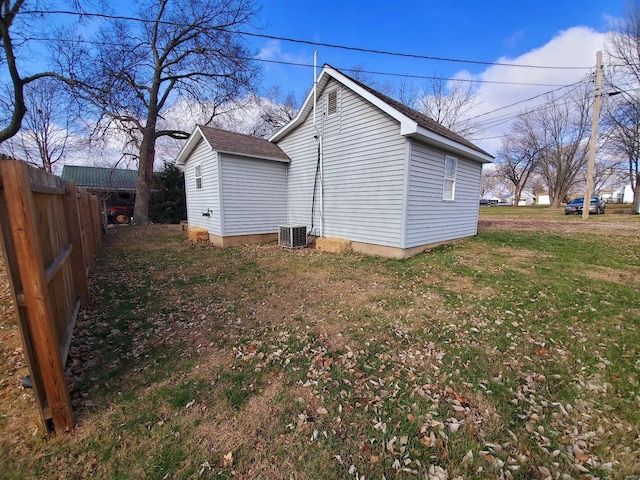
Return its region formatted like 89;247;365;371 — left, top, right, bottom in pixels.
219;154;287;236
184;139;221;235
278;79;406;247
405;141;482;247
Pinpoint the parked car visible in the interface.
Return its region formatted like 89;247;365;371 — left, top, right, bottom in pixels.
564;197;605;215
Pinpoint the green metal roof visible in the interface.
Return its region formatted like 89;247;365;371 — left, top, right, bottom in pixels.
61;165;137;191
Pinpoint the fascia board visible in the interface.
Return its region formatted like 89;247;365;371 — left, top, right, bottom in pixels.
412;126;494;163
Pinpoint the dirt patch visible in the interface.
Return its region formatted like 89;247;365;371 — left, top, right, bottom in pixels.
479;218;640;237
585;264;640;286
195;376;284;462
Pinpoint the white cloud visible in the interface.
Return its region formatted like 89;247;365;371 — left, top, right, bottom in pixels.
255;39;310;65
464;26;608;154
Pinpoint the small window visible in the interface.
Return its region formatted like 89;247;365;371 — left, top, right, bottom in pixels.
195;164;202;190
443;156;456;201
327;89;337;115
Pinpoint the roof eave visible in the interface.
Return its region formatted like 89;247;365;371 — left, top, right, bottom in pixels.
176;126;209;165
410;126;494;164
218;150;290;163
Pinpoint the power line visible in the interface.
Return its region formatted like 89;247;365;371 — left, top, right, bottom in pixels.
12;35;575;88
21;9;593;71
466;81;585;122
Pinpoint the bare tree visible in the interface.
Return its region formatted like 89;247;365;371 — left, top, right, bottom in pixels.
0;77;78;172
480;165;500;199
494;123;542;207
58;0;259;224
419;77;482;137
513;89;592;207
605;0;640;211
0;1;71;144
207;88;298;138
255;87;298;137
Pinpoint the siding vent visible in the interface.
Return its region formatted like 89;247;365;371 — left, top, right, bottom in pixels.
279;225;307;249
327;89;337;115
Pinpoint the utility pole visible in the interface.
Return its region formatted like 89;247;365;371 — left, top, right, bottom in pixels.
583;50;603;220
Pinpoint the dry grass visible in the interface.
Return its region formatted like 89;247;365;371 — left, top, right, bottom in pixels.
1;215;639;479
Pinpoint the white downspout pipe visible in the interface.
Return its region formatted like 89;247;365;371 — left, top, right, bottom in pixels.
312;51;324;238
319;136;324;238
313;51;318;129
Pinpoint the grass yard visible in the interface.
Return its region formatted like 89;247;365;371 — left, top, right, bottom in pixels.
1;212;639;479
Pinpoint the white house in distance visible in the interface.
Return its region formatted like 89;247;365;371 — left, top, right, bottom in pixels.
176;65;493;258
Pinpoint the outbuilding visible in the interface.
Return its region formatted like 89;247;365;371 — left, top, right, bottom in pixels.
177;65;493;258
176;126;290;247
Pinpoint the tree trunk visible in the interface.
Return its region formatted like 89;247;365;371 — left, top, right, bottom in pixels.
513;187;522;207
634;172;640;214
133;124;157;224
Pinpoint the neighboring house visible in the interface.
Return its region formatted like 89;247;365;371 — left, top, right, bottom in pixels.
602;184;635;204
622;184;635;204
61;165;137;223
177;65;493;258
536;192;550;206
599;188;619;203
509;191;535;206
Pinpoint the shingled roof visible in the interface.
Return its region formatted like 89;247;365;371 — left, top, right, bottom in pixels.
176;125;290;165
271;64;493;163
61;165;137;191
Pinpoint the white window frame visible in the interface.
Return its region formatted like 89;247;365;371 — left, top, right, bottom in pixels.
195;164;202;190
326;89;338;116
443;156;456;201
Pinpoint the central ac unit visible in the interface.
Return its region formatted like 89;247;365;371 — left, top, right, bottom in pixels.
279;225;307;249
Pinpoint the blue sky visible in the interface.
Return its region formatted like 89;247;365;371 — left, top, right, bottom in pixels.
5;0;628;165
252;0;625;101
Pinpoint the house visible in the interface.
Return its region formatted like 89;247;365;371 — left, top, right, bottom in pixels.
176;65;493;258
508;191;536;206
536;192;550;206
61;165;137;224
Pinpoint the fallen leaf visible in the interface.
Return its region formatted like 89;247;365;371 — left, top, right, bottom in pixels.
574;448;590;463
221;451;233;468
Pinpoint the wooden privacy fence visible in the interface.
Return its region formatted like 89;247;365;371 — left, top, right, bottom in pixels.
0;157;102;433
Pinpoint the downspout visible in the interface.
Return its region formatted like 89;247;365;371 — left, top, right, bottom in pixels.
313;51;318;130
312;51;324;237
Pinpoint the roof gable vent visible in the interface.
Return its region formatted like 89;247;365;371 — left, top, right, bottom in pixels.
327;89;337;115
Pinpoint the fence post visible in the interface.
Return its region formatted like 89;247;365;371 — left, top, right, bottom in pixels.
64;182;89;307
0;160;74;432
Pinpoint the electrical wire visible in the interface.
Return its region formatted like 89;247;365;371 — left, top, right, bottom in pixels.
10;35;577;88
20;9;594;71
466;81;585;122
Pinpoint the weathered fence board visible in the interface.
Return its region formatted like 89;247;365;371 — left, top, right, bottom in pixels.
0;157;102;433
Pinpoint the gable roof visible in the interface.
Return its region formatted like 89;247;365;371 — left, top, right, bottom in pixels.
61;165;137;191
270;64;493;163
176;125;290;165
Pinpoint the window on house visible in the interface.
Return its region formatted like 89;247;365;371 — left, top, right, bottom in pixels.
443;156;456;201
327;89;337;115
195;164;202;190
